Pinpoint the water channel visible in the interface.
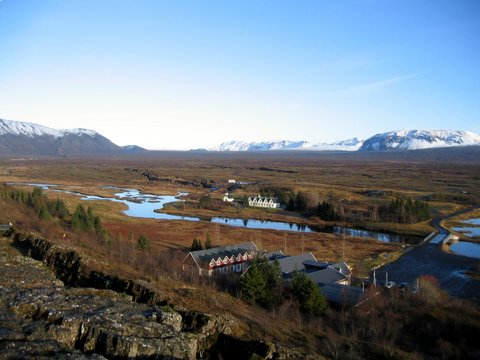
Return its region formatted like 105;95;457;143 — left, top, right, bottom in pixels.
12;183;421;243
450;218;480;259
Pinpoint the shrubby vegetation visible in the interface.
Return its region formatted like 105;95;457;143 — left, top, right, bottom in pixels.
197;194;226;211
1;185;109;239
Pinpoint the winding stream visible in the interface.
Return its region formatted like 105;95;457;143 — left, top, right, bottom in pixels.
11;183;421;242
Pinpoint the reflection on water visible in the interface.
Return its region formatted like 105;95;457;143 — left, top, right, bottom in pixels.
8;183;419;241
333;226;421;244
210;217;313;232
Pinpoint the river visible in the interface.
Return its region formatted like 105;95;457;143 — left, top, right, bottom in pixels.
11;183;421;242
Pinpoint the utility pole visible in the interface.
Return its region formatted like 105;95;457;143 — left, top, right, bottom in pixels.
373;269;376;287
216;223;220;247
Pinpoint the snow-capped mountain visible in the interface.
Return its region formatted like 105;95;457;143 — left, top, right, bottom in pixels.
359;130;480;151
211;131;480;152
310;138;363;151
0;118;121;156
0;118;97;138
211;139;362;152
212;140;311;151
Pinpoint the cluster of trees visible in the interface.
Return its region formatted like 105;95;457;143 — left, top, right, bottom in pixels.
259;186;338;221
314;200;338;221
240;259;328;316
71;204;103;233
259;186;292;205
190;235;213;251
286;191;309;212
258;185;432;226
1;186;68;221
378;197;430;224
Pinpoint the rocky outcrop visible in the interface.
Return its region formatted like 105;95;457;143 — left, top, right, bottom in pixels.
1;231;277;359
12;232;82;285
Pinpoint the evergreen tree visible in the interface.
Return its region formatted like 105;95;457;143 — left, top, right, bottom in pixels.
93;215;102;233
295;191;308;212
37;205;52;220
240;259;282;308
290;271;328;316
190;238;203;251
72;204;89;231
315;201;337;221
50;198;68;219
240;260;268;306
137;234;151;250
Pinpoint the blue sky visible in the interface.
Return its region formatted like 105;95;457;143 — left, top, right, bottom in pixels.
0;0;478;150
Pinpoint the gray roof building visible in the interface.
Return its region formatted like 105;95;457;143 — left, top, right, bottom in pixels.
275;252;317;277
306;267;349;286
303;260;352;277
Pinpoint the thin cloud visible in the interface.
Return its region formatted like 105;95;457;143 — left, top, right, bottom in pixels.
338;73;421;97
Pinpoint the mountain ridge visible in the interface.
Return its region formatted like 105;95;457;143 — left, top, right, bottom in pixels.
211;130;480;152
0;118;120;156
2;118;479;155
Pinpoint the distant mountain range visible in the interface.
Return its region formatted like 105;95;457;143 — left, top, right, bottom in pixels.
211;130;480;152
211;138;363;152
1;118;479;156
0;118;145;156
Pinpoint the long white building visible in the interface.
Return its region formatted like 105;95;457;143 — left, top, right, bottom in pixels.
247;195;281;209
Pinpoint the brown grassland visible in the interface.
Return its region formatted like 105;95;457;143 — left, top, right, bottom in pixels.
1;149;480;358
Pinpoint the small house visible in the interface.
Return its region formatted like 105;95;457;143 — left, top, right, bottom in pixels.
222;193;235;203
